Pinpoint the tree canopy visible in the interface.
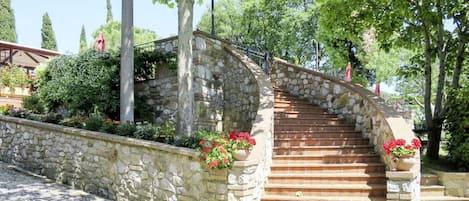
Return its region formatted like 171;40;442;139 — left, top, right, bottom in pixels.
0;0;17;42
41;12;58;51
92;21;158;50
79;25;87;53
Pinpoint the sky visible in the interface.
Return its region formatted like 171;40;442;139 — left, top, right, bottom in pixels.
11;0;213;54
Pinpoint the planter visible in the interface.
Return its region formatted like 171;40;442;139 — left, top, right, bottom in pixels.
393;156;417;171
233;149;251;161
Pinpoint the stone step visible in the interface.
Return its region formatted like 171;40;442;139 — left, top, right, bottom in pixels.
274;102;324;108
263;183;386;197
272;154;381;164
421;185;446;197
274;137;370;146
273;145;375;155
274;131;363;139
275;125;356;132
274;110;333;115
267;172;386;185
269;163;385;174
421;196;469;201
275;118;346;125
261;194;386;201
421;173;439;185
275;113;336;118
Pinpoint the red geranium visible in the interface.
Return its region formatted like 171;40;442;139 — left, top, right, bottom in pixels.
196;130;234;170
383;138;422;158
229;131;256;150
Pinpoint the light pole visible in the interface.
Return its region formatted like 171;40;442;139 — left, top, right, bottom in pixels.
210;0;215;36
312;39;320;71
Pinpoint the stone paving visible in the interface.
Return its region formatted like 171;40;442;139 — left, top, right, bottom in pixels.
0;161;108;201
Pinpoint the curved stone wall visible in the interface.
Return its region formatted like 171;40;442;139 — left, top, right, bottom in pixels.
0;32;273;201
269;58;418;172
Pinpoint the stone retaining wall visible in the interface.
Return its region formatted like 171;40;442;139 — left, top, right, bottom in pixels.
435;171;469;197
0;115;266;201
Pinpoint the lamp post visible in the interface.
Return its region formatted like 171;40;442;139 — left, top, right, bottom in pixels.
311;39;320;71
210;0;215;36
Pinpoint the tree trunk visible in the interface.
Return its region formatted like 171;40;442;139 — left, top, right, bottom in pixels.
176;0;195;137
422;25;436;158
427;1;447;160
451;26;467;88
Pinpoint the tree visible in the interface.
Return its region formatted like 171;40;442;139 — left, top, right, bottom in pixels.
41;12;57;51
92;21;158;50
106;0;113;23
0;0;17;42
79;25;87;53
197;0;322;69
316;0;468;159
152;0;202;137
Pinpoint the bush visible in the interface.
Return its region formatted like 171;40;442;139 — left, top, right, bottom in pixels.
23;93;45;114
116;123;137;137
134;122;158;140
59;116;86;128
84;115;105;131
444;86;469;170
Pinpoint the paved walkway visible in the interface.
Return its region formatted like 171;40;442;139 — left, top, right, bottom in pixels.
0;161;108;201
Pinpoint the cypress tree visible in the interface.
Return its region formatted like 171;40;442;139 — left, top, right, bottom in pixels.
106;0;113;23
79;25;87;53
0;0;17;42
41;12;57;51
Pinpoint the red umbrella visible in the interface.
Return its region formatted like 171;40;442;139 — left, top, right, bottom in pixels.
344;62;352;82
375;82;381;96
95;32;106;51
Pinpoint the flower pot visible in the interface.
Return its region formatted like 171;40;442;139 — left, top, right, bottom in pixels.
233;149;251;161
394;156;416;171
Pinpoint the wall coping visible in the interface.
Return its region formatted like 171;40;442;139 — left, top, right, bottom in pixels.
0;115;197;158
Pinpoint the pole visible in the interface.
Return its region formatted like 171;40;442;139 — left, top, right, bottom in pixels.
210;0;215;36
120;0;134;123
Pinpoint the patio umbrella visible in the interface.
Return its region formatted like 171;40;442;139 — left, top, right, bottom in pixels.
95;32;106;51
344;62;352;82
375;82;381;96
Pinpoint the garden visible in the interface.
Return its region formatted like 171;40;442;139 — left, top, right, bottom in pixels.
0;48;256;170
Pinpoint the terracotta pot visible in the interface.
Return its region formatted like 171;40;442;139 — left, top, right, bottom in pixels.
233;149;251;161
393;156;417;171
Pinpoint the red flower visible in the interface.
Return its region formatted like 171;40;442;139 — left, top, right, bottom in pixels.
219;147;226;154
412;138;422;148
212;141;218;147
395;139;406;146
199;140;206;145
223;157;229;164
201;147;211;152
248;138;256;145
229;132;237;140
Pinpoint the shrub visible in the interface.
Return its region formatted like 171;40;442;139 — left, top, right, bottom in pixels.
59;116;86;128
444;86;469;170
196;130;234;170
155;122;175;142
84;115;105;131
23;93;45;114
116;123;137;137
42;112;63;124
134;122;158;140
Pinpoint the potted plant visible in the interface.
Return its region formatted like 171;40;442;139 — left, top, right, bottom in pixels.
383;138;422;171
196;130;234;170
229;131;256;161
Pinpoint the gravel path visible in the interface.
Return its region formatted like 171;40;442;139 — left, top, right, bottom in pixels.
0;161;108;201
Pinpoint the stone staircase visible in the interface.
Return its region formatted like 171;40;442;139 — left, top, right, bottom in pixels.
262;90;386;201
421;174;469;201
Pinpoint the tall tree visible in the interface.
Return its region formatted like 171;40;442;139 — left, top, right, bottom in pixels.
317;0;468;159
0;0;17;42
106;0;113;23
41;12;57;51
79;25;87;53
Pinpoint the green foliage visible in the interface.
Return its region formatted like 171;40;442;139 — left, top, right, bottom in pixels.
91;21;158;50
197;0;320;68
115;123;138;137
444;86;469;170
59;116;85;128
0;0;17;42
23;93;45;114
79;25;88;53
42;112;63;124
134;122;158;140
38;50;120;117
0;65;29;95
196;130;234;170
134;49;177;80
41;12;57;51
84;114;105;131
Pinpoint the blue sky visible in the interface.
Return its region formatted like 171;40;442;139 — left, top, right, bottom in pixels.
11;0;212;54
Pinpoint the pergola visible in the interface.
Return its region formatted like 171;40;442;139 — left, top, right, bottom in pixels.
0;40;61;76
